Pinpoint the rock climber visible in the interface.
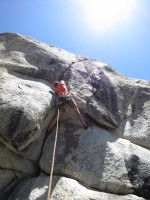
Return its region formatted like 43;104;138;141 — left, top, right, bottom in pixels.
46;80;89;135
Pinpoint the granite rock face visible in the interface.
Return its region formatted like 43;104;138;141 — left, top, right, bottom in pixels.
40;126;150;198
9;176;145;200
0;33;150;199
0;169;17;200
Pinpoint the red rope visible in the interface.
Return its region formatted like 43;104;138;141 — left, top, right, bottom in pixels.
47;107;59;200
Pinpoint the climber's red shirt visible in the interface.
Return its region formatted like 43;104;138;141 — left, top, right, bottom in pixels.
55;83;68;97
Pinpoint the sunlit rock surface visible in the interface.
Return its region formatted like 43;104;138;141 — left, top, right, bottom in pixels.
9;176;145;200
0;33;150;199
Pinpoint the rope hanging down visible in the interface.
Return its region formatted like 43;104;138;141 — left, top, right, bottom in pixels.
47;107;60;200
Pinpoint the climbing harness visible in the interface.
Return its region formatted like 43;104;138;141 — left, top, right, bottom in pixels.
55;93;71;105
47;107;59;200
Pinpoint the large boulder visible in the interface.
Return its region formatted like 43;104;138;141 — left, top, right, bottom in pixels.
0;142;38;175
0;67;55;160
9;176;145;200
40;123;150;198
122;87;150;148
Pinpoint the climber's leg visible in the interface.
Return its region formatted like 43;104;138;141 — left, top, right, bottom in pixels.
68;98;89;129
46;106;64;135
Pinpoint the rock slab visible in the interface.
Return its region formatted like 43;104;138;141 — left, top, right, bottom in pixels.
9;176;145;200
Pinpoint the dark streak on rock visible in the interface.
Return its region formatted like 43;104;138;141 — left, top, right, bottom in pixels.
48;58;59;65
63;123;81;155
8;109;23;137
88;70;120;126
10;127;38;149
88;73;103;90
91;72;118;115
55;122;81;166
125;154;150;198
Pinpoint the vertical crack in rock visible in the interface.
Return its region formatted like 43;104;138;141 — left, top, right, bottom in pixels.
58;58;89;84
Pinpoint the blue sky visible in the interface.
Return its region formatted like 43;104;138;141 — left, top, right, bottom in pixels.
0;0;150;80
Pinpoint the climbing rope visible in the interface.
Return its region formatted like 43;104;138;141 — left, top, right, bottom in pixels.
47;107;59;200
